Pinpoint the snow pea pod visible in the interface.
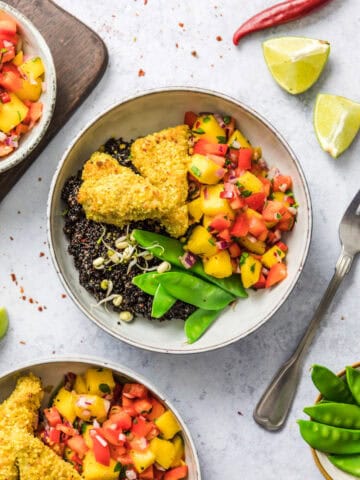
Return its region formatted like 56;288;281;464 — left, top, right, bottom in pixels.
157;272;234;310
304;402;360;429
184;308;223;343
132;272;160;296
311;364;355;404
329;454;360;477
298;420;360;454
346;367;360;405
132;229;247;298
151;284;176;318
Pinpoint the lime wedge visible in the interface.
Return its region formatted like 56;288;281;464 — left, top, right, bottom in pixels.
314;94;360;158
263;37;330;94
0;307;9;340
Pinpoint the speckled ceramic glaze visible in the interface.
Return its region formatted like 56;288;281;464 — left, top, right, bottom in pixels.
0;1;56;174
47;87;312;354
0;356;201;479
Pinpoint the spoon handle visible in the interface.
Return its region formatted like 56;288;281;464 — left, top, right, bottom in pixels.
253;249;354;431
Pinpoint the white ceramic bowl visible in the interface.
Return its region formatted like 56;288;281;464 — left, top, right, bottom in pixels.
0;356;201;479
47;87;312;354
0;1;56;174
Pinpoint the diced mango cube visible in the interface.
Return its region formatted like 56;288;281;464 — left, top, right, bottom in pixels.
238;236;266;255
0;93;28;133
203;250;232;278
74;394;110;422
150;437;176;469
82;452;118;480
192;114;226;143
82;423;94;448
188;197;203;222
19;56;45;80
272;191;292;207
85;367;115;396
16;78;42;102
261;245;286;269
52;387;76;423
185;225;218;256
74;374;87;394
227;129;251;148
201;184;234;217
240;254;262;288
130;449;156;473
237;171;263;194
202;215;213;229
155;410;181;440
12;50;23;66
171;435;185;467
245;208;263;220
189;153;223;184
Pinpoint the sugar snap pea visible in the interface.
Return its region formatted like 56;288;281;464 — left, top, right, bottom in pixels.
151;284;176;318
304;402;360;429
157;272;234;310
329;454;360;477
297;419;360;454
346;366;360;405
132;229;247;298
132;272;160;296
311;364;354;404
184;308;224;343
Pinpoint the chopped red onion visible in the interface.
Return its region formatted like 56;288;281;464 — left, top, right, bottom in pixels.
288;206;297;216
215;168;226;178
267;167;280;180
0;132;7;142
214;113;226;128
216;240;229;250
203;187;209;199
179;251;197;269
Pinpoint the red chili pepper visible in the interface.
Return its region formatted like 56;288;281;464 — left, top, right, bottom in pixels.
233;0;333;46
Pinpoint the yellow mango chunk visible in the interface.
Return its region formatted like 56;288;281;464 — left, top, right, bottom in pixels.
261;245;286;269
0;93;28;133
202;215;214;229
240;254;262;288
185;225;218;256
188;197;203;222
12;50;23;66
237;171;263;194
238;236;266;255
85;367;115;396
150;437;176;469
74;394;110;422
245;208;262;220
201;184;234;217
171;435;185;467
228;129;251;148
16;77;42;102
74;374;87;394
203;250;232;278
52;387;76;423
19;56;45;80
272;191;292;207
192;114;226;143
189;153;223;184
82;424;94;448
130;449;156;473
155;410;181;440
82;452;118;480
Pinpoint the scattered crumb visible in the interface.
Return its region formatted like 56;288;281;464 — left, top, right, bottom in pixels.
191;50;198;57
216;35;222;41
29;298;34;304
237;411;243;416
17;211;21;214
9;236;13;241
39;252;45;257
133;37;137;42
138;69;145;77
61;294;67;299
21;295;26;301
178;22;184;28
144;0;147;4
19;341;26;345
341;315;345;320
175;42;179;48
20;286;24;294
10;273;17;284
38;177;42;182
38;306;43;312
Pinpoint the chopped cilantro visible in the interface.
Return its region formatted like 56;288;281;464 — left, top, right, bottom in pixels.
275;213;282;219
292;202;299;208
276;249;282;256
208;238;216;246
191;166;202;177
17;111;22;122
202;115;211;123
285;190;294;197
241;190;252;198
99;383;111;394
250;263;256;273
217;135;227;144
192;128;205;134
239;252;249;265
223;115;231;125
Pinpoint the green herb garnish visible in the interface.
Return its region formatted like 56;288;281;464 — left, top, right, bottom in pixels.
192;128;205;134
191;166;201;177
216;135;227;144
99;383;111;394
223;115;231;125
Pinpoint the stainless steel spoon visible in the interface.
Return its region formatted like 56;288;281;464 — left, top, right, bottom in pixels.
254;190;360;431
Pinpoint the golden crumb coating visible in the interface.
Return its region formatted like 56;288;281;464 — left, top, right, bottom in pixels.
78;126;191;237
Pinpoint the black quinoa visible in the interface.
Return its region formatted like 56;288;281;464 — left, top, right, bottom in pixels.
61;138;195;321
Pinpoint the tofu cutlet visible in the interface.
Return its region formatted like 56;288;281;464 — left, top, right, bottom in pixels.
77;125;191;238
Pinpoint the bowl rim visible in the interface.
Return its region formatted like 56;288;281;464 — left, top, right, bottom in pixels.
0;354;201;479
0;0;57;174
47;86;313;354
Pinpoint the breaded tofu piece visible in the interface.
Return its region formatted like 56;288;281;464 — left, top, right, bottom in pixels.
12;430;81;480
81;151;122;181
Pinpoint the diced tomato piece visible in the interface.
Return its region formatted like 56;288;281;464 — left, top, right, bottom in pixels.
164;465;188;480
248;216;267;238
91;431;111;466
48;427;61;444
228;242;241;258
123;383;148;399
134;398;153;415
56;424;78;437
44;407;62;427
229;195;246;210
140;465;154;479
109;410;132;430
1;45;15;63
109;444;127;461
116;453;133;465
154;467;165;480
237;148;252;170
257;229;268;242
15;123;29;135
100;420;125;446
209;214;232;232
244;192;266;212
277;211;295;231
0;144;13;156
2;63;19;74
0;71;22;92
267;229;281;244
258;176;271;197
0;19;17;36
253;274;266;289
276;241;288;252
122;395;137;417
273;174;292;192
262;201;286;223
228;148;239;165
184;111;197;128
129;436;148;451
0;33;18;46
29;102;43;123
147;398;166;421
217;228;231;242
0;91;10;103
146;426;160;441
131;417;154;438
230;213;249;238
193;139;228;156
205;153;226;166
67;434;88;457
266;263;287;288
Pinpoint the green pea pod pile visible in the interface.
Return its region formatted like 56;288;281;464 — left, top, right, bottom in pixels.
298;364;360;477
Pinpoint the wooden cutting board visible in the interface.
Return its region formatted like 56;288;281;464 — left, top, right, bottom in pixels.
0;0;108;201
